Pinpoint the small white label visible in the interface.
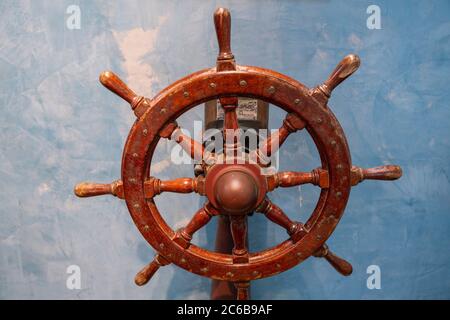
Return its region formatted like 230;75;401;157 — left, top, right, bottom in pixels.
216;98;258;121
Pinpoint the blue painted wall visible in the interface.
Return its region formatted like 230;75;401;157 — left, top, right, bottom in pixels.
1;0;449;299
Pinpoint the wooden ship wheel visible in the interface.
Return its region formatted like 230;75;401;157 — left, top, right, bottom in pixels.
74;8;402;300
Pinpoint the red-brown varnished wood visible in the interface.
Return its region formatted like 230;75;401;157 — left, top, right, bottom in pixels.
351;165;402;186
221;97;240;158
223;104;239;130
135;254;170;286
144;176;205;199
174;203;219;249
122;66;352;281
251;113;305;165
235;281;250;300
100;71;136;104
99;71;151;117
74;180;124;199
74;177;205;200
313;54;361;101
256;198;304;242
215;5;240;155
230;215;249;263
214;8;235;71
160;121;205;160
313;244;353;276
211;216;238;300
266;168;329;191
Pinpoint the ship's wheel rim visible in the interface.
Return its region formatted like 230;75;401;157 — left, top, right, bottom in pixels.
121;65;352;281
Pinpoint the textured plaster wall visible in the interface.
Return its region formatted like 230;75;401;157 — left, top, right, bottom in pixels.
0;0;449;299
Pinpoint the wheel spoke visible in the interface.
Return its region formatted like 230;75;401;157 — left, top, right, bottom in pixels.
99;71;151;117
214;7;236;71
256;198;305;242
266;168;329;191
229;215;248;263
313;244;353;276
159;121;204;161
173;202;219;248
134;254;170;286
311;54;360;103
220;97;241;162
251;113;305;165
351;165;402;186
74;180;123;199
221;97;240;131
214;7;240;162
74;176;206;200
144;176;205;199
266;165;402;191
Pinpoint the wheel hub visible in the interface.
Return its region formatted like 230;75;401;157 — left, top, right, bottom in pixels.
214;170;258;214
205;164;267;215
